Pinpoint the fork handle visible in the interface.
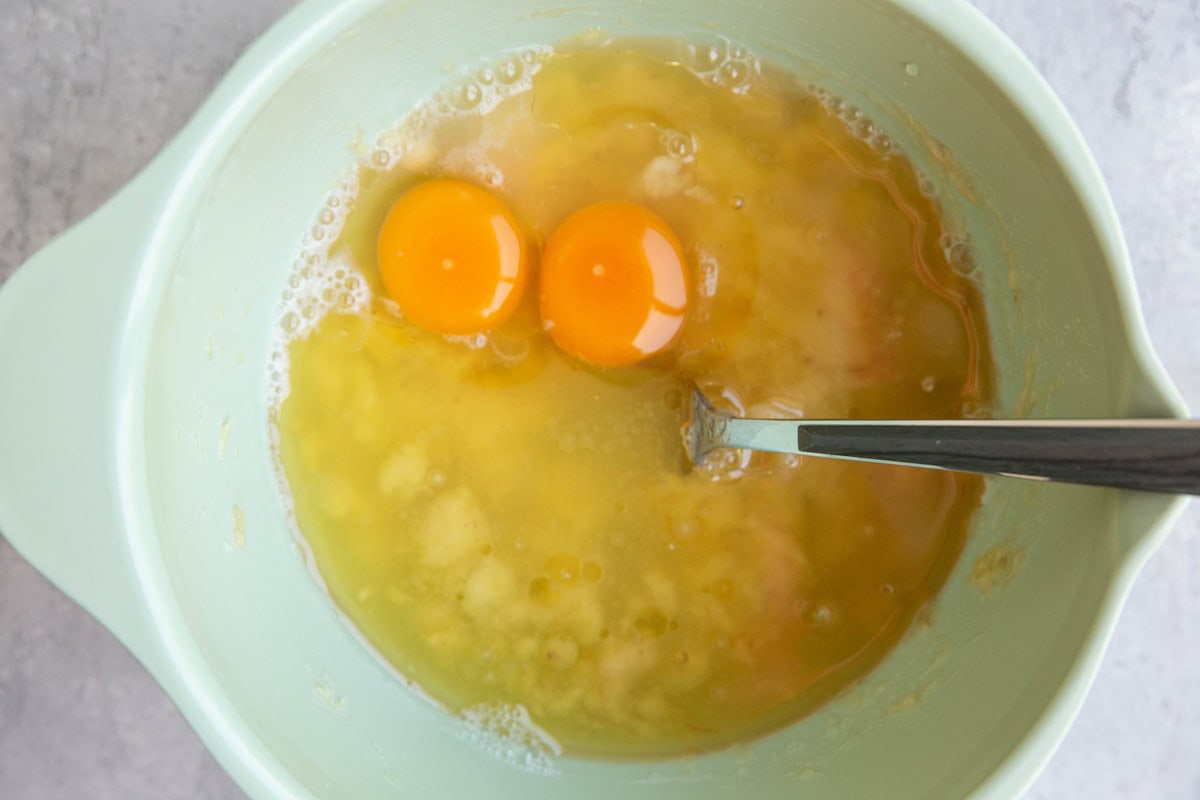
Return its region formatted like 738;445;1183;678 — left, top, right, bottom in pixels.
722;418;1200;495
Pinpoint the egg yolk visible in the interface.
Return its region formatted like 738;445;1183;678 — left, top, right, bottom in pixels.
378;179;528;335
540;201;689;366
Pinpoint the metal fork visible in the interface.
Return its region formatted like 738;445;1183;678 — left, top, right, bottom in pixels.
683;388;1200;495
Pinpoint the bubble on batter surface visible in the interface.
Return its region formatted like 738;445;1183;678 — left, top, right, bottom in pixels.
458;703;563;775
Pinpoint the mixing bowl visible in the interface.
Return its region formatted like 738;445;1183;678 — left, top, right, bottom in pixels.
0;0;1187;797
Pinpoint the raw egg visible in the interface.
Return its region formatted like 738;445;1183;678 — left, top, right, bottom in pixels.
539;201;689;366
377;178;527;335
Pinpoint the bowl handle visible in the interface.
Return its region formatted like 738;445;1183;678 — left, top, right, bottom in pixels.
0;166;171;677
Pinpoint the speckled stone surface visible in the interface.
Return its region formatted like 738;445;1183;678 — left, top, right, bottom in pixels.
1;1;1197;798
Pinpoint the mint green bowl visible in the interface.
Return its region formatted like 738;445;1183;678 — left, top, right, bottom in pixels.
0;0;1186;797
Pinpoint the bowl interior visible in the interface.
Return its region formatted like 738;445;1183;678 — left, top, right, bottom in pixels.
136;0;1180;797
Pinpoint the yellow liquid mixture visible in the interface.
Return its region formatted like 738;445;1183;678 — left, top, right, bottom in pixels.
275;39;994;757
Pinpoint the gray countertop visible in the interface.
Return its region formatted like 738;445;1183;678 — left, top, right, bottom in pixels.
1;1;1197;797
